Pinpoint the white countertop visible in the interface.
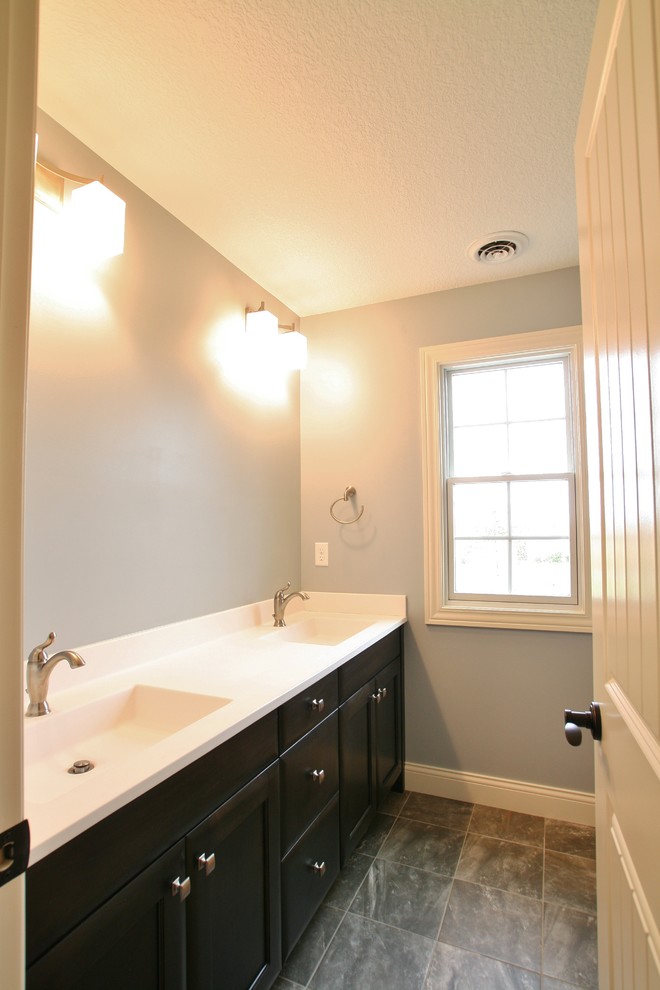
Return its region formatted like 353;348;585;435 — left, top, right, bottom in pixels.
25;592;406;864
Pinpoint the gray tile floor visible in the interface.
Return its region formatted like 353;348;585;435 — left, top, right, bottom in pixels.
274;792;597;990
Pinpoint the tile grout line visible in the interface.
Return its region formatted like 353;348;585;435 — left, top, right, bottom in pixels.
303;805;404;989
541;816;546;981
438;805;547;981
295;799;596;989
301;901;349;990
419;803;476;989
378;791;440;990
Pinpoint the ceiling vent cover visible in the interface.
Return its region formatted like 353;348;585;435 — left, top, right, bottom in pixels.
468;231;529;264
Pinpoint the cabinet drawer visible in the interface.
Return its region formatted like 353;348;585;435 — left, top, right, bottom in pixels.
281;711;338;853
338;629;401;702
281;796;340;960
279;671;338;751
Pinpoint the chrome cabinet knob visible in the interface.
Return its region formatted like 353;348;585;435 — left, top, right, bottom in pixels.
171;875;191;902
311;769;326;784
311;698;325;713
312;861;326;877
196;852;216;876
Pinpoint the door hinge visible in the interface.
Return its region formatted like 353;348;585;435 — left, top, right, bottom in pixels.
0;819;30;888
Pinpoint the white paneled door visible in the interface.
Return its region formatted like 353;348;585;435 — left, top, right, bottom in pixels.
576;0;660;985
0;1;38;987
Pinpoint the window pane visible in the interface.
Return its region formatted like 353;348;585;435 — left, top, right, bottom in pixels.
506;362;566;422
508;421;568;473
452;424;508;476
452;482;508;537
450;368;506;426
454;539;509;594
511;539;571;597
509;479;570;536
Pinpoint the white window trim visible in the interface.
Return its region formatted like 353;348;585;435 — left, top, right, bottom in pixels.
421;326;591;632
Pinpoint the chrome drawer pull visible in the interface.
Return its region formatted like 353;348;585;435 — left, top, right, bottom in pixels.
312;861;326;877
311;698;325;713
171;876;191;902
196;852;216;876
311;769;326;784
371;689;383;704
380;686;388;700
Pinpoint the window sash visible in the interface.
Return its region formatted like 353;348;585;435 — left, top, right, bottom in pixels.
446;473;578;605
444;354;574;478
420;325;590;631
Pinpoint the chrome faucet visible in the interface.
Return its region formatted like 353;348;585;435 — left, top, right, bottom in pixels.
25;632;86;717
273;582;310;627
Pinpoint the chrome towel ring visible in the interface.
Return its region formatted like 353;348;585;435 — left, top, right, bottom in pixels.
330;486;364;525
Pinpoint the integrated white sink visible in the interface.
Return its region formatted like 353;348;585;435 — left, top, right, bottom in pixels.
261;613;375;646
24;594;406;863
24;684;231;802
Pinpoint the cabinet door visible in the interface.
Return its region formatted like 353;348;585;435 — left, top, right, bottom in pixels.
375;657;403;805
186;761;281;990
27;841;187;990
339;680;376;863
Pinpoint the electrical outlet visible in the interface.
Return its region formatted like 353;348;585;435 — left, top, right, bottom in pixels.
315;542;329;566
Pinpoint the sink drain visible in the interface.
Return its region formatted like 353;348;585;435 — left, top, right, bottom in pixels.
68;759;94;775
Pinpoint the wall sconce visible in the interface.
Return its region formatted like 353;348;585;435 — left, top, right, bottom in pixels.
34;157;126;261
244;302;279;345
245;302;307;371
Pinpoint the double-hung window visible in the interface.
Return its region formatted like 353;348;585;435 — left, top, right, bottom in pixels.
421;327;590;631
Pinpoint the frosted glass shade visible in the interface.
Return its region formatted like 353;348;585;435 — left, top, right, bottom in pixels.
69;180;126;260
278;330;307;370
245;307;279;344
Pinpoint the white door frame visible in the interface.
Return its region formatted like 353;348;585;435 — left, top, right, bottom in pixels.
0;0;39;986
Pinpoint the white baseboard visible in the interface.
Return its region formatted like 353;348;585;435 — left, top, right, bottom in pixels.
405;762;595;826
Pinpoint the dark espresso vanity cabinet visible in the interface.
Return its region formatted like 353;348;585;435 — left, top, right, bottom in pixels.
26;627;403;990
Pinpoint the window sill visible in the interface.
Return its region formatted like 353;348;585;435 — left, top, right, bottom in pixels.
425;604;592;633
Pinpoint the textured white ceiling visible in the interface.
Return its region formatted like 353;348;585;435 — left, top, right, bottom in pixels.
37;0;597;316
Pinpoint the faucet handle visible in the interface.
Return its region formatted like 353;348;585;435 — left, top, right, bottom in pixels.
28;632;56;664
274;582;291;599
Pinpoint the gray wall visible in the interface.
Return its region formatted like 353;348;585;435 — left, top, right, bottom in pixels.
27;115;593;794
300;268;595;793
25;112;302;651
